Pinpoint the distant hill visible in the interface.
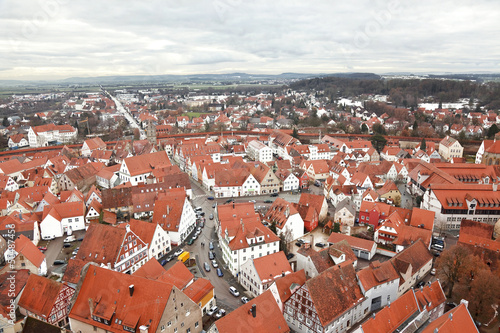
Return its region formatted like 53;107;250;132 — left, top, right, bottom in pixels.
0;72;382;87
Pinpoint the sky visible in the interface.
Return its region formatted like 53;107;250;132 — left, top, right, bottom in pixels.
0;0;499;80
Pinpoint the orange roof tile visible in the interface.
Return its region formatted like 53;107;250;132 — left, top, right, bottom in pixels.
362;289;419;332
14;234;45;267
421;303;478;333
183;278;214;304
357;260;399;291
214;290;289;333
19;274;65;317
69;265;173;333
253;251;292;283
414;280;446;312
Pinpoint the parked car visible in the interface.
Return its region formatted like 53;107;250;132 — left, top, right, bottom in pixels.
249;200;256;203
161;260;167;266
295;242;302;247
264;200;273;203
53;260;66;265
38;246;47;252
174;248;183;256
204;262;211;272
64;235;76;243
207;306;218;316
207;196;215;200
430;268;436;275
209;242;214;250
229;286;240;297
416;281;426;288
209;214;214;220
286;253;295;260
212;203;216;208
216;268;224;277
215;309;226;318
195;207;203;212
212;260;218;268
187;238;194;245
270;193;279;197
241;296;249;304
315;242;326;248
63;243;72;248
225;199;233;204
209;251;215;260
72;249;78;255
77;237;84;241
166;255;174;262
199;212;205;216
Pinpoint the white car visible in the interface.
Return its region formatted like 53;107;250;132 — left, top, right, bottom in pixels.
207;306;218;316
212;260;218;268
229;286;240;297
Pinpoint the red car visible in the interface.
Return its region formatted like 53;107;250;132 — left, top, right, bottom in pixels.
38;246;47;252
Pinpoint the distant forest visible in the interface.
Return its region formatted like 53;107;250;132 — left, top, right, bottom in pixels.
290;77;500;109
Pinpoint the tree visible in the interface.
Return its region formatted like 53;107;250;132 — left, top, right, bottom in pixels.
487;124;500;139
361;123;369;134
292;127;299;139
465;269;500;323
372;123;386;135
435;245;477;297
332;222;341;233
370;133;387;153
420;138;426;151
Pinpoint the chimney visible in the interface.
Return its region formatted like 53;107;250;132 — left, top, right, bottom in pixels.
251;304;256;318
126;224;130;232
129;284;134;297
494;183;497;192
139;325;149;333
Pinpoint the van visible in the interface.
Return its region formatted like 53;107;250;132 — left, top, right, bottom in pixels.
64;235;76;243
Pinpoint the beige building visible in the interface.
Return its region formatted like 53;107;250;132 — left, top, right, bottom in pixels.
438;136;463;162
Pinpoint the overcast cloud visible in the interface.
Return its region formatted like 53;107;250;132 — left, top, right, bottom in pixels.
0;0;499;80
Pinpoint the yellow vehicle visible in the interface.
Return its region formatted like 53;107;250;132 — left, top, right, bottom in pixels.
178;251;190;263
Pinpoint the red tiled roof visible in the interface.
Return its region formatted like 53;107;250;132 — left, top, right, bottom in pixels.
421;303;478;333
123;151;171;176
272;269;306;305
0;269;29;316
183;278;214;304
253;251;292;283
361;289;419;333
133;258;166;280
409;207;435;230
327;233;376;252
414;280;446;312
158;261;194;290
306;264;364;327
69;265;173;333
214;290;289;333
62;258;87;285
14;234;45;267
357;260;399;291
19;274;65;317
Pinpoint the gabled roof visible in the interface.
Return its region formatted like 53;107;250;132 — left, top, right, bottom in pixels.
62;258;87;285
123;151;171;176
183;278;214;304
357;260;399;291
214;290;289;333
42;201;84;222
158;261;194;290
272;269;306;305
390;240;433;285
306;263;364;327
409;207;435;230
327;232;376;252
126;219;157;243
421;303;478;333
83;137;106;151
264;198;300;230
252;251;292;283
361;288;420;333
19;274;65;317
14;234;45;267
69;265;173;333
75;223;126;266
414;280;446;312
